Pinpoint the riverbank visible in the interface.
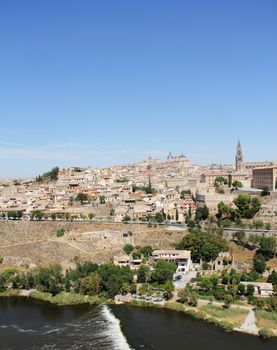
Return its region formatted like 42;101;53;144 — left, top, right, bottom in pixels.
1;289;277;338
130;299;277;338
0;289;103;306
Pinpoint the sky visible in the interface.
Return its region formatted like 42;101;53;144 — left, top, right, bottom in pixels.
0;0;276;177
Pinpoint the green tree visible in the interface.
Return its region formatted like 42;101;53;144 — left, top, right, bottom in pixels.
246;284;255;296
75;193;88;203
232;231;246;246
137;265;150;283
232;180;243;188
237;283;246;295
223;294;233;308
253;253;266;274
151;260;176;285
139;246;153;259
234;194;261;219
155;212;164;223
99;195;106;204
195;205;209;222
80;273;100;295
261;187;270;196
122;214;131;223
267;270;277;285
123;244;134;255
176;229;228;262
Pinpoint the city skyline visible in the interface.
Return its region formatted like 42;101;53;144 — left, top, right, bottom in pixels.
1;0;276;176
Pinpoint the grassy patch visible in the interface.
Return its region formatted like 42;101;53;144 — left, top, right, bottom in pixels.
0;290;19;297
29;291;102;306
200;305;248;326
256;310;277;331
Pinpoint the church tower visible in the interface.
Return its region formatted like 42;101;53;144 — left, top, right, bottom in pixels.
235;140;244;172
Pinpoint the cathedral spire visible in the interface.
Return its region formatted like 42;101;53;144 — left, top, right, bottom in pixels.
235;140;244;171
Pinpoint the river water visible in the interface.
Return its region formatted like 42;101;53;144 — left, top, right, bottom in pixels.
0;297;277;350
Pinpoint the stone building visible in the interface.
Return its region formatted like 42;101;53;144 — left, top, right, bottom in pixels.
252;167;277;191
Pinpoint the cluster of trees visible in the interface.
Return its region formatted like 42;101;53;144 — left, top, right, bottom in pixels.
132;183;156;195
0;262;135;298
0;211;23;219
232;232;276;275
36;167;59;182
252;236;276;274
178;269;262;307
123;244;153;260
176;229;228;262
137;260;175;299
216;194;262;227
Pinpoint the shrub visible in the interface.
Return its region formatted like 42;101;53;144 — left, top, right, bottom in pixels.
56;228;65;237
123;244;134;255
258;328;275;339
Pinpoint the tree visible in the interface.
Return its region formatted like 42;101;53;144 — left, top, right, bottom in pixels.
178;286;197;306
137;265;150;283
140;246;153;259
232;180;243;188
88;213;95;220
195;205;209;222
110;208;115;216
176;229;228;262
155;212;164;223
30;210;44;220
151;260;176;285
246;284;255;296
80;273;100;295
214;176;227;187
237;283;246;295
267;270;277;286
234;194;261;219
223;294;233;308
258;236;276;260
122;214;131;223
253;253;266;274
75;193;88;203
123;244;134;255
0;274;6;292
99;195;106;204
132;251;142;259
232;231;246;246
261;187;270;196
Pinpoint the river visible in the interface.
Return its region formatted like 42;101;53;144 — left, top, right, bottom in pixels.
0;297;277;350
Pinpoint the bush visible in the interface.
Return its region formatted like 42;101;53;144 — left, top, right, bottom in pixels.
56;228;65;237
123;244;134;255
259;328;275;339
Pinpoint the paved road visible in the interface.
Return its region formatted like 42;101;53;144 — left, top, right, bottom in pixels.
174;271;197;290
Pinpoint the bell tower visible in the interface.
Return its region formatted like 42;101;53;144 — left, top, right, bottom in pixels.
235;140;244;171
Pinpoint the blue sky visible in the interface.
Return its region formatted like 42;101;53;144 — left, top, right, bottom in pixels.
0;0;276;177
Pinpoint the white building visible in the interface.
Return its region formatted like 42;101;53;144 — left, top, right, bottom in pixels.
152;250;193;273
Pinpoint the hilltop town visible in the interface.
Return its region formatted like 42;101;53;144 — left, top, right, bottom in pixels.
0;142;276;226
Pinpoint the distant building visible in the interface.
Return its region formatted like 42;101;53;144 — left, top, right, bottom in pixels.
252;167;277;191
